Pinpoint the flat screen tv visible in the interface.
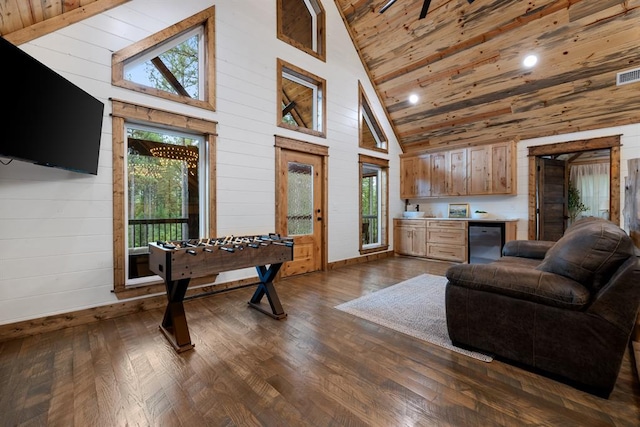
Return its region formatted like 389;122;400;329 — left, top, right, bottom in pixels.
0;36;104;175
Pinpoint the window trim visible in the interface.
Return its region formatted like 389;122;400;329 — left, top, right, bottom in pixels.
276;0;326;61
359;154;389;254
112;6;216;111
277;59;326;138
111;99;217;298
359;82;388;153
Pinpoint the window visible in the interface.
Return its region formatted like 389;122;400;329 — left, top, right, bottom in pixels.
112;7;216;111
124;27;203;99
111;100;217;297
126;125;207;283
359;82;387;152
359;154;389;253
277;0;326;61
278;59;326;137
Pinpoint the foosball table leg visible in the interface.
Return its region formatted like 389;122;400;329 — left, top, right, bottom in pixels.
248;263;287;319
159;278;195;352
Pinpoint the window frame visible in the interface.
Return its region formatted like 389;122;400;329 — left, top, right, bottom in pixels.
112;6;216;111
277;59;326;138
359;82;388;153
276;0;326;61
359;154;389;254
111;99;217;298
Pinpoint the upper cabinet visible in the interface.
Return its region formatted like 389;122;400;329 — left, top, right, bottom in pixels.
429;148;467;197
400;154;431;199
401;141;516;198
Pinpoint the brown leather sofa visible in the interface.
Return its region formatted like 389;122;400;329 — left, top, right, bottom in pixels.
445;217;640;397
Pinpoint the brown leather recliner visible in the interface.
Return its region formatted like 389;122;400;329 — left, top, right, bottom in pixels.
445;217;640;398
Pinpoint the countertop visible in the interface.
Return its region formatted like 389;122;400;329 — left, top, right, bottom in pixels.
395;217;519;222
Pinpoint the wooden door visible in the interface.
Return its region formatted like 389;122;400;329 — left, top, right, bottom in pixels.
278;150;323;276
537;157;567;241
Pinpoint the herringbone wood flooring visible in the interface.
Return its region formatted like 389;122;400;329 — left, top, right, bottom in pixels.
1;256;639;426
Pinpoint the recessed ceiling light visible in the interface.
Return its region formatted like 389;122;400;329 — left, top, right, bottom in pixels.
409;94;419;104
523;54;538;68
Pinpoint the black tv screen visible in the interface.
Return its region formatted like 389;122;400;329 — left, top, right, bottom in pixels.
0;36;104;175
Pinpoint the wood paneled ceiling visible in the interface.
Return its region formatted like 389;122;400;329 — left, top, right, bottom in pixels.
0;0;129;45
2;1;639;154
335;0;640;152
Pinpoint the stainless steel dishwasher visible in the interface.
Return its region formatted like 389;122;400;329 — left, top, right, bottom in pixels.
468;222;505;264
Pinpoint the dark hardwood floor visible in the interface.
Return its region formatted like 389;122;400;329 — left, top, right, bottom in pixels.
1;256;639;426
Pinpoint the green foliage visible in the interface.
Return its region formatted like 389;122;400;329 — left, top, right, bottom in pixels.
146;35;200;98
568;181;587;221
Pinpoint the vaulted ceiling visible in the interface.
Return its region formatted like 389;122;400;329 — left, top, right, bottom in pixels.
2;0;639;153
334;0;640;152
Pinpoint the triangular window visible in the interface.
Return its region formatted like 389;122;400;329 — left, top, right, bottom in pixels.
112;7;215;111
359;82;387;152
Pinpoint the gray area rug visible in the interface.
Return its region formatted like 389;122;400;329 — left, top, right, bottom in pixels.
335;273;493;362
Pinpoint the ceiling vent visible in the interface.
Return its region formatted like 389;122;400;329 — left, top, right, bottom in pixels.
616;67;640;86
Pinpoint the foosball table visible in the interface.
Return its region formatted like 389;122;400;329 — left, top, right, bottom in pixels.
148;234;294;352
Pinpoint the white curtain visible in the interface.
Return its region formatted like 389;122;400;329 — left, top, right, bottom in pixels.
569;163;610;220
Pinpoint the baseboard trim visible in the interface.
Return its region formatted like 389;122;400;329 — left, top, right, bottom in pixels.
1;253;397;343
327;250;394;270
0;276;259;343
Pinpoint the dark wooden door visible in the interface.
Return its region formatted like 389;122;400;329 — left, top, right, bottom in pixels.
537;157;567;241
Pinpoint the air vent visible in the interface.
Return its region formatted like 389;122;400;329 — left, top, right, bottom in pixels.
617;67;640;86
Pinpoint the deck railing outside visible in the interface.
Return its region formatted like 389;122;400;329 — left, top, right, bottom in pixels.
128;218;189;248
362;215;378;245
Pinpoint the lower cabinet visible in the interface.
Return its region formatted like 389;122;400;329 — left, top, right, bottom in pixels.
395;219;517;262
426;220;467;262
394;219;427;257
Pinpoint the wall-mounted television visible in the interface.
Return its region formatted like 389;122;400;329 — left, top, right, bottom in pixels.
0;36;104;175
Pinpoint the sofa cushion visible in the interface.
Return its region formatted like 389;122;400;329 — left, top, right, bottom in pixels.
536;218;634;292
446;263;591;309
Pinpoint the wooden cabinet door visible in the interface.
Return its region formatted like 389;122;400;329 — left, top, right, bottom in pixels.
416;154;431;197
491;142;515;194
394;225;414;255
468;145;491;194
400;154;431;198
411;226;427;256
430;152;448;196
448;148;467;196
400;156;419;199
394;220;427;257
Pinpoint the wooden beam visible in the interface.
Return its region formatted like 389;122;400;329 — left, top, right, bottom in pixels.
3;0;130;45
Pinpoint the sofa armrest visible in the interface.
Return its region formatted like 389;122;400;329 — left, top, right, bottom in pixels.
502;240;555;259
446;263;590;310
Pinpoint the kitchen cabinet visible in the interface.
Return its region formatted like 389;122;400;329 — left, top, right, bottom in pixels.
468;141;515;195
393;219;427;257
400;141;515;198
400;154;431;198
448;148;467;196
394;218;517;263
426;220;467;262
429;149;466;197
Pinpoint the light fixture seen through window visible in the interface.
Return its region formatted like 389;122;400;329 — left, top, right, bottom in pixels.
523;54;538;68
409;94;419;104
